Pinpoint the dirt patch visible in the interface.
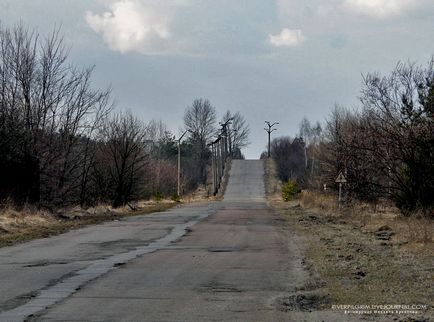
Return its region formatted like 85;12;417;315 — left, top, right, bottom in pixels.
276;292;331;312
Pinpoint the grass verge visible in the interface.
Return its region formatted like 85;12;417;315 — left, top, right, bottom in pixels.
0;202;176;248
264;159;434;320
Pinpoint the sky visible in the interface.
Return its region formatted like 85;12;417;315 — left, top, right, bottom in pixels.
0;0;433;158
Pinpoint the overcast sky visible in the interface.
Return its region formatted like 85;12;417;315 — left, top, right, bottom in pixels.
1;0;433;158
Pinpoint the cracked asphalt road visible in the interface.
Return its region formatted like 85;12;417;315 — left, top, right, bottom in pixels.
0;160;314;321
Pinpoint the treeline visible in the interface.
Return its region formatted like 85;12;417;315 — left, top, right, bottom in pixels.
266;59;434;217
0;24;249;208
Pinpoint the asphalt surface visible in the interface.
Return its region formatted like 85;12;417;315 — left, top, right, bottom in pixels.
0;160;331;321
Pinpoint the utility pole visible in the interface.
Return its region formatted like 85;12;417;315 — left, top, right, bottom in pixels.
211;143;216;194
176;130;189;197
264;121;279;158
220;117;234;161
208;120;234;196
228;128;237;158
208;136;221;195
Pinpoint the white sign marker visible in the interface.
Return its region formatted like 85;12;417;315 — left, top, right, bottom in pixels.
336;171;347;208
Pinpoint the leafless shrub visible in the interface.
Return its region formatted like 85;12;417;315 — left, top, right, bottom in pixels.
96;112;148;207
270;136;306;184
0;24;111;207
307;59;434;217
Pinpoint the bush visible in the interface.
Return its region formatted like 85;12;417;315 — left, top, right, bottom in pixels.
282;180;298;201
171;193;181;203
153;191;163;201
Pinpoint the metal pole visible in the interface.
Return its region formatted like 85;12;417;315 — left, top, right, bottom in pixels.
215;141;220;187
219;140;223;180
176;130;188;197
219;140;223;184
224;134;227;161
228;124;232;157
220;138;226;174
219;118;233;161
211;143;215;195
338;182;342;208
265;121;278;158
268;131;271;158
177;140;181;196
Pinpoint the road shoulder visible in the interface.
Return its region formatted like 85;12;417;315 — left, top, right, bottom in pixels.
264;159;434;321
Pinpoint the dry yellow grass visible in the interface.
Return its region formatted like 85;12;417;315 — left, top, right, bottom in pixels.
264;163;434;320
0;176;222;248
0;201;176;248
299;190;434;247
264;158;282;203
0;206;53;233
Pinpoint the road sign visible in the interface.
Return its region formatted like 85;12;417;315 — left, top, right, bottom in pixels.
335;172;347;183
335;171;346;208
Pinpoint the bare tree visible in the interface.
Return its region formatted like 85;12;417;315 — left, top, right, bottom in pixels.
299;117;322;186
270;136;306;184
320;106;385;203
97;112;148;207
0;24;112;206
222;110;250;159
359;59;434;214
314;59;434;215
182;99;216;187
144;119;178;197
184;98;216;143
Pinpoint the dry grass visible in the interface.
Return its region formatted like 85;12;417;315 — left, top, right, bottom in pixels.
300;190;338;213
214;159;232;200
0;205;53;233
300;190;434;247
182;186;211;202
271;198;434;319
0;173;222;248
264;158;282;202
264;164;434;319
0;201;176;248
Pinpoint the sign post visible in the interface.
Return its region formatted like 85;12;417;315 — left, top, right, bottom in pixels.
335;171;347;208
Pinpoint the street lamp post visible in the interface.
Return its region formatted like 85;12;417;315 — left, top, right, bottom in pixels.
227;128;237;158
177;130;189;197
264;121;279;158
219;117;234;161
208;136;220;195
